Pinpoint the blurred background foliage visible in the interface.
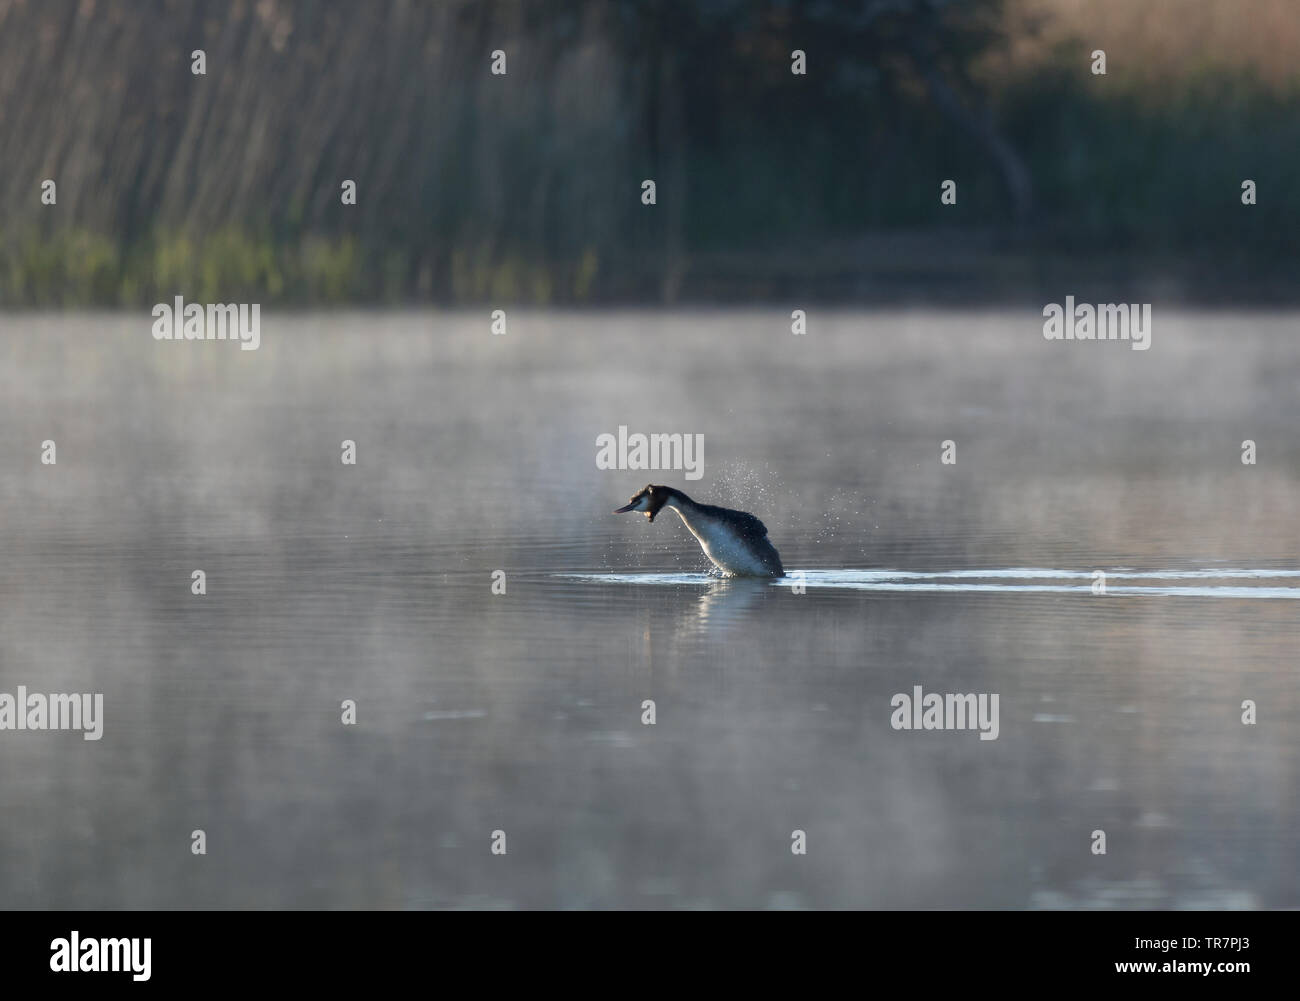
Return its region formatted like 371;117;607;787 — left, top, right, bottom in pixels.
0;0;1295;306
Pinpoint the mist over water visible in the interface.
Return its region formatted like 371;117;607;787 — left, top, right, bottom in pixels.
1;310;1297;908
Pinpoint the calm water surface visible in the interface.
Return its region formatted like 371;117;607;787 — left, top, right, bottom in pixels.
1;310;1297;908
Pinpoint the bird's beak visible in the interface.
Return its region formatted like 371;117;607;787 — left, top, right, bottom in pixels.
612;502;638;514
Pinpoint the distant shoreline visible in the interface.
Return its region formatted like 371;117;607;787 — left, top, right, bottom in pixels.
2;237;1294;308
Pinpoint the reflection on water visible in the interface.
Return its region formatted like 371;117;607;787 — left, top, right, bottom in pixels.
0;310;1297;908
692;578;770;631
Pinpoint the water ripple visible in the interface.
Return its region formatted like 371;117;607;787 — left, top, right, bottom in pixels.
555;568;1300;598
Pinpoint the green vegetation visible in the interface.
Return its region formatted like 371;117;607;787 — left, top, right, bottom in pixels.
0;0;1294;306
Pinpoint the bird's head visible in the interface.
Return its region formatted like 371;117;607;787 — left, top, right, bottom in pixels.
613;484;672;523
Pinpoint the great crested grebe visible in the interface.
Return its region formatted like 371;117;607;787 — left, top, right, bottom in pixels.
613;484;784;578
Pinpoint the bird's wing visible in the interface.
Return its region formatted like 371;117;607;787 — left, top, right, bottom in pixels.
704;505;769;539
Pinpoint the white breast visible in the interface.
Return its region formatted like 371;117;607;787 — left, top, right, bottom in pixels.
678;512;772;576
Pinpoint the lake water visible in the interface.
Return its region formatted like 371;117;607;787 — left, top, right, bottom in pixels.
1;309;1297;908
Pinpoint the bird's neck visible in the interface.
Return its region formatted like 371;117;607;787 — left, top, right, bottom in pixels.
662;493;702;530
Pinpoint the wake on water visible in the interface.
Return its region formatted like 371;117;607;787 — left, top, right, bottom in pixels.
556;568;1300;599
